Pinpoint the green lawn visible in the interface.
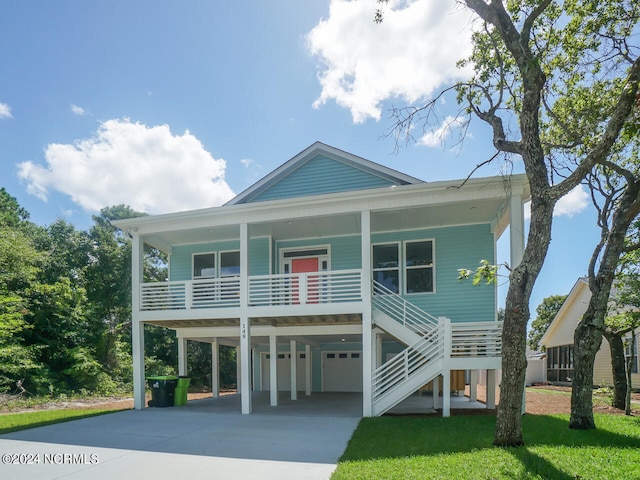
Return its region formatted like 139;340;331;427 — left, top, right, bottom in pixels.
332;414;640;480
0;409;124;434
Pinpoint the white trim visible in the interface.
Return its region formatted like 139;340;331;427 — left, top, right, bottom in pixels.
226;142;423;206
192;251;217;279
404;238;436;296
279;244;331;275
372;241;401;294
113;174;531;237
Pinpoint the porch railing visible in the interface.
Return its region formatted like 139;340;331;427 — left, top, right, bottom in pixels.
451;321;502;357
138;269;363;311
140;277;241;310
248;269;362;306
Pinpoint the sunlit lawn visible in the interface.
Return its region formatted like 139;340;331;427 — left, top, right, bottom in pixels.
332;414;640;480
0;409;126;434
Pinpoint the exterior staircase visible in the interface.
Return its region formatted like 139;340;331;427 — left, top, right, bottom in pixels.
371;281;447;416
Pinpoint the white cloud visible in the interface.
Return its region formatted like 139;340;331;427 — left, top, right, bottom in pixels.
18;119;235;214
307;0;474;123
418;115;467;147
70;104;86;116
240;158;256;168
554;185;589;218
523;185;589;220
0;102;13;119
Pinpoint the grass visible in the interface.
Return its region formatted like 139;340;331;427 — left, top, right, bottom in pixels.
332;414;640;480
0;409;126;434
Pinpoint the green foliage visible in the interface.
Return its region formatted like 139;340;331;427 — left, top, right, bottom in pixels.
0;187;29;227
0;192;176;397
528;294;568;351
0;409;124;434
457;260;498;286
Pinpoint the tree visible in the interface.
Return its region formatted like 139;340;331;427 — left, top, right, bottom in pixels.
377;0;640;444
0;188;29;228
570;158;640;427
528;295;567;351
604;247;640;410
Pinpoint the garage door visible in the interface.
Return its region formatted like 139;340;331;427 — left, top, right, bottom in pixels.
322;352;362;392
261;352;306;391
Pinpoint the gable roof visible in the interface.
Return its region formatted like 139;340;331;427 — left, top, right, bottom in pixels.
226;141;423;205
540;277;589;347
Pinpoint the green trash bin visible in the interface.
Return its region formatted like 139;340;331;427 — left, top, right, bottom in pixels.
147;375;179;407
174;376;191;406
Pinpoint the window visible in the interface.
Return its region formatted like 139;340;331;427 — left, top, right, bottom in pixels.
405;240;434;293
193;253;215;278
546;344;574;382
220;251;240;277
373;244;400;293
626;335;638;374
193;251;240;279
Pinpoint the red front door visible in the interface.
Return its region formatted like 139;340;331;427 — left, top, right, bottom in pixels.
292;258;319;304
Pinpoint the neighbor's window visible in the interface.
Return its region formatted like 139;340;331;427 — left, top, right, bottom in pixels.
626;335;638;374
546;344;574;382
193;253;216;278
373;243;400;293
405;240;434;294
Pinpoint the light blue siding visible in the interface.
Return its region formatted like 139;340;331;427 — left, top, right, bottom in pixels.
373;224;496;323
249;155;397;203
170;237;270;281
275;235;361;272
168;224;495;323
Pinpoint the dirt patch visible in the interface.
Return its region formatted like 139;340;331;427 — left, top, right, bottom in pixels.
0;390;235;414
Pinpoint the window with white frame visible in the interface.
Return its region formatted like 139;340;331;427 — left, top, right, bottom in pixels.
220;251;241;277
373;240;435;294
193;251;240;279
373;243;400;293
193;253;216;278
405;240;434;294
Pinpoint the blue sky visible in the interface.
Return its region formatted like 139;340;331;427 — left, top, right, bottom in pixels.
0;1;599;315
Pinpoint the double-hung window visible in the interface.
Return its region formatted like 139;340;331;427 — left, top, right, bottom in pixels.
193;253;216;278
405;240;434;294
373;240;435;295
193;251;240;278
373;244;400;294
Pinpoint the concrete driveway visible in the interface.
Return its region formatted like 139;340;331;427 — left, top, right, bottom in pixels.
0;393;361;480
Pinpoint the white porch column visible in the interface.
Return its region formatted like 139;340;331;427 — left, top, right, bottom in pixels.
469;370;478;402
442;371;451;417
486;369;497;409
432;376;440;410
510;191;525;269
290;340;297;400
131;233;146;410
177;337;187;376
305;344;312;396
236;346;241;394
375;330;383;368
269;334;278;406
211;338;219;398
240;316;252;414
361;210;373;416
441;317;452;417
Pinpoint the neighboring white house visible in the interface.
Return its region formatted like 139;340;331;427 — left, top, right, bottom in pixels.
540;277;640;386
114;142;531;417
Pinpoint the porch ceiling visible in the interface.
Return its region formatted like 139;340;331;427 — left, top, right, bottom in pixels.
143;313;362;330
142;197;509;251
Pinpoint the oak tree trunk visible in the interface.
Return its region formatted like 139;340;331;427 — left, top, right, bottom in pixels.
494;199;554;446
604;332;628;410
